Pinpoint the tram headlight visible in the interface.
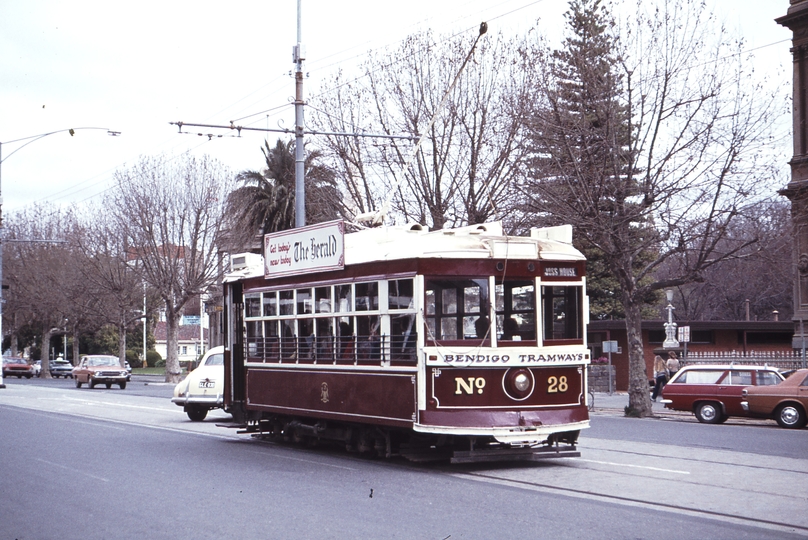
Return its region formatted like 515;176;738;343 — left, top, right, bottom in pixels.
503;368;534;401
514;372;530;392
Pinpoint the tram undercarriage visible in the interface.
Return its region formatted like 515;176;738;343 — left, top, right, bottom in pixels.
219;412;581;464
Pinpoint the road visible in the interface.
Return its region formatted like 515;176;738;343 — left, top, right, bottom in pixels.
0;376;806;539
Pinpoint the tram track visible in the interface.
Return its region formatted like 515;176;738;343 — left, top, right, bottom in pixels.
454;469;808;537
438;431;808;537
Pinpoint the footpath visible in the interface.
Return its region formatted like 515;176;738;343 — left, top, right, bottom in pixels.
590;391;691;419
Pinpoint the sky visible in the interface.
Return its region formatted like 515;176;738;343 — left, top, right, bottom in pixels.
0;0;795;217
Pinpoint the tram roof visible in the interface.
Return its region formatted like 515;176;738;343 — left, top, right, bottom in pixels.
344;222;584;265
226;222;583;282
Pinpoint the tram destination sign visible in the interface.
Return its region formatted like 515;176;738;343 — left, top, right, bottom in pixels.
264;220;345;278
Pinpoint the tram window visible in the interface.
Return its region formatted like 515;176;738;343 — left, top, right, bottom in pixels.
356;315;381;360
315;286;332;313
297;288;313;315
246;320;261;356
426;278;490;342
298;318;314;360
389;279;414;309
265;320;279;360
280;319;296;358
279;290;294;316
390;313;417;361
245;294;261;318
442;289;458;314
356;282;378;311
496;280;536;341
336;284;352;314
263;292;277;317
316;318;334;361
542;286;582;340
441;318;458;340
464;286;481;314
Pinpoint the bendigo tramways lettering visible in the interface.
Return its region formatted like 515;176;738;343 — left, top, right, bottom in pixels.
441;353;585;364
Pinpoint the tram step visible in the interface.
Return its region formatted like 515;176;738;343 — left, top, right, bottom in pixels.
450;445;580;464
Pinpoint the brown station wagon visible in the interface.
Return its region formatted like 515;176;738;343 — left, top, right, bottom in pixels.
660;365;784;423
741;369;808;429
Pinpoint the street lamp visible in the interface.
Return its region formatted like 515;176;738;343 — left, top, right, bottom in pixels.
0;127;119;389
662;289;680;349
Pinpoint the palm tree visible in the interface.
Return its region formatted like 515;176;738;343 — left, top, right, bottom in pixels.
227;139;343;240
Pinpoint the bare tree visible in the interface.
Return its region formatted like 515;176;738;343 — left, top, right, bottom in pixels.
521;0;784;416
73;204;156;368
662;201;793;322
310;29;529;229
3;205;81;375
108;153;235;383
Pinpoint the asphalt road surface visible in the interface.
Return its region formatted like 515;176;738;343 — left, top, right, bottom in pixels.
1;377;806;539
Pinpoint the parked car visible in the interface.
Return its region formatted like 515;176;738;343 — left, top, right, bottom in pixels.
741;369;808;429
660;364;784;424
172;346;224;421
32;360;41;377
2;357;34;378
50;359;74;378
73;355;129;389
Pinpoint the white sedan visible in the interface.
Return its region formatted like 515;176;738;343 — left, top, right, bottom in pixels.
171;346;224;421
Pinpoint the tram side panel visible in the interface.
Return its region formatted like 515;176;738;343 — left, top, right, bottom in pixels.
244;367;416;428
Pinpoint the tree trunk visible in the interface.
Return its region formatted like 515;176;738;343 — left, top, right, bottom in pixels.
164;312;183;383
118;322;127;369
624;300;653;417
40;329;52;379
72;329;80;366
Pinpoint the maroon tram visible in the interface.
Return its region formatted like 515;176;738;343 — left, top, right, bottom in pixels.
221;220;590;463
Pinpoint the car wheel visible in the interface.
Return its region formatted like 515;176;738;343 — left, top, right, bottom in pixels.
186;407;208;422
694;402;723;424
88;378;95;389
119;381;126;390
105;383;112;389
26;375;32;379
776;404;807;429
75;378;82;388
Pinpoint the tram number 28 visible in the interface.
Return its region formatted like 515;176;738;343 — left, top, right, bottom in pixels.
547;376;568;393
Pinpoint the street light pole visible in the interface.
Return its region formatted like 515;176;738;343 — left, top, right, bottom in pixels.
0;127;119;388
662;289;680;349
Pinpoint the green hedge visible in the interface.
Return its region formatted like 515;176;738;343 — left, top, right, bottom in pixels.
146;350;163;368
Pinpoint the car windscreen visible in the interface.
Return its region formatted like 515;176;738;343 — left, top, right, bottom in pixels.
87;357;119;367
205;353;224;366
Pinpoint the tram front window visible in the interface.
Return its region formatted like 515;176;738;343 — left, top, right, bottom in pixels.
425;278;489;342
542;286;582;341
496;280;536;342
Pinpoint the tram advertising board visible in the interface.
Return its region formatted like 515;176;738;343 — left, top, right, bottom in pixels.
264;220;345;278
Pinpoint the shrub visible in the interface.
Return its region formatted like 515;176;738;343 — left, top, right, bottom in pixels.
146;350;162;368
155;359;166;368
125;349;142;368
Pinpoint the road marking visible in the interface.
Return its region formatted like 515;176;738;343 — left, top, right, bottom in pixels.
574;458;690;475
36;458;109;482
246;448;359;471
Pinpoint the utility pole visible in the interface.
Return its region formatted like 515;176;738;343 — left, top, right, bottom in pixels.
294;0;306;228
